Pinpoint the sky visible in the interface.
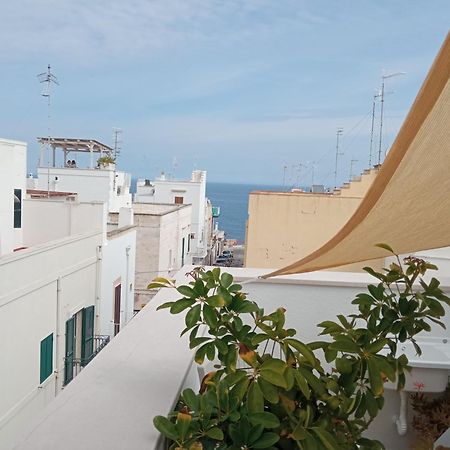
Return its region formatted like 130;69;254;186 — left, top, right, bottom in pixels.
0;1;449;186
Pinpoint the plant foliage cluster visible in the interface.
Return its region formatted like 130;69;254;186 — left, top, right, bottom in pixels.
151;250;449;450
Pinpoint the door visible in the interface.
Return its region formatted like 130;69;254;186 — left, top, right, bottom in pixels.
64;316;76;385
114;284;122;336
182;237;185;266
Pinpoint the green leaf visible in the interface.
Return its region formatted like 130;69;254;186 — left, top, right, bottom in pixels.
247;381;264;413
285;339;316;366
182;388;199;411
329;338;360;354
374;243;395;254
260;359;288;389
293;370;311;399
311;427;339;450
177;285;195;297
236;301;259;313
170;298;195;314
206;295;225;307
253;432;279;449
203;304;218;329
366;338;388;354
185;304;201;328
291;422;308;440
205;427;224;440
156;301;175;311
153;416;178;441
258;378;279;404
367;357;384;396
229;283;242;293
220;273;233;288
224;370;247;387
335;357;353;374
249;412;280;429
189;337;210;349
298;367;325;395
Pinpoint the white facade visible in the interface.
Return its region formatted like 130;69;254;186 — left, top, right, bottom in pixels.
111;202;191;310
0;139;137;449
136;170;207;263
0;138;27;255
100;225;136;335
0;231;102;450
36;165;132;213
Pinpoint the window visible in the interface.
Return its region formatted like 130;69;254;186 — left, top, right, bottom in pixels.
40;333;53;383
174;196;184;204
64;317;76;385
14;189;22;228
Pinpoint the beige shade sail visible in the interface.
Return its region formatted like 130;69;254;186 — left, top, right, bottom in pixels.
265;33;450;278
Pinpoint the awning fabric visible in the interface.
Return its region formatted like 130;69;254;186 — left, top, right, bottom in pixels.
265;33;450;278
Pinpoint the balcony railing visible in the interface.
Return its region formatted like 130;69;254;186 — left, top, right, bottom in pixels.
63;335;110;386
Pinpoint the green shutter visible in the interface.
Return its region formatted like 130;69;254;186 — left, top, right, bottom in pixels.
40;333;53;383
14;189;22;229
81;306;95;365
64;317;76;385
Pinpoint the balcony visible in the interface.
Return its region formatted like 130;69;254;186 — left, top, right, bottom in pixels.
63;335;110;386
14;266;450;450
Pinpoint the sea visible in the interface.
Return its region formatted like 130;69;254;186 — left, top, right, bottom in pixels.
131;179;284;243
206;182;284;243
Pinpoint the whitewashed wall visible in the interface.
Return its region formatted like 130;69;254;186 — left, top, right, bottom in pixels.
100;229;136;336
36;167;131;213
0;138;27;255
23;199;106;247
0;231;102;450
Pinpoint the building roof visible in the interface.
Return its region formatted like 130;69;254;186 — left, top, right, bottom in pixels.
27;189;77;198
266;32;450;277
37;137;113;153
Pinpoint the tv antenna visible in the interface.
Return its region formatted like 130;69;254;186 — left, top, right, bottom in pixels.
112;128;122;159
37;64;59;196
333;128;344;188
37;64;59;139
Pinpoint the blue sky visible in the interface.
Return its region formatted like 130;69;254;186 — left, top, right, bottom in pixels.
1;1;449;185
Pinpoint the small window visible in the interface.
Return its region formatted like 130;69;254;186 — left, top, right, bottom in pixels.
174;196;184;204
40;333;53;383
14;189;22;229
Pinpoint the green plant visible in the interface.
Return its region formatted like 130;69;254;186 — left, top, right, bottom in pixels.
151;249;449;450
97;154;116;166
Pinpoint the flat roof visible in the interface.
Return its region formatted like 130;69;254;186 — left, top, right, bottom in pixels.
37;137;113;153
27;189;77;198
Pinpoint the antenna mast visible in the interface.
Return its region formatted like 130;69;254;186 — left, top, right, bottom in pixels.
333;128;344;188
112;128;122;160
37;64;59;197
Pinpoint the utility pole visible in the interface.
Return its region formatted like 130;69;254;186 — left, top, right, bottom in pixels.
378;71;405;165
282;165;288;189
334;128;344;188
369;92;381;167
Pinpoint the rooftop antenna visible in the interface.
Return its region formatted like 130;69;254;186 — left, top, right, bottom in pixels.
112;128;122;160
282;164;288;189
172;156;179;179
368;91;381;168
37;64;59;197
334;127;344;188
378;71;405;165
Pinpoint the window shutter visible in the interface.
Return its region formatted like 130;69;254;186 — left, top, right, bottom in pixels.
14;189;22;229
40;333;53;383
81;305;95;365
64;317;76;385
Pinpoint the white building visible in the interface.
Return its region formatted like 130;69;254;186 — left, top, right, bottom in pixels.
0;138;136;450
136;170;223;265
110;202;192;310
0;138;27;255
35;137;132;213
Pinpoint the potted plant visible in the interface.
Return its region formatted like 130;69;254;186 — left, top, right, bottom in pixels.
150;247;449;450
97;154;116;168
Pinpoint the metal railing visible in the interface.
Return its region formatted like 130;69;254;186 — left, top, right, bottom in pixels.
63;335;110;385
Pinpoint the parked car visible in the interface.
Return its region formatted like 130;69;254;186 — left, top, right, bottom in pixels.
221;250;233;258
215;255;231;266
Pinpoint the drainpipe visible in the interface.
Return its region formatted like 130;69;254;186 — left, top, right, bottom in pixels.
54;277;61;396
125;245;131;324
394;390;408;435
95;245;103;335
